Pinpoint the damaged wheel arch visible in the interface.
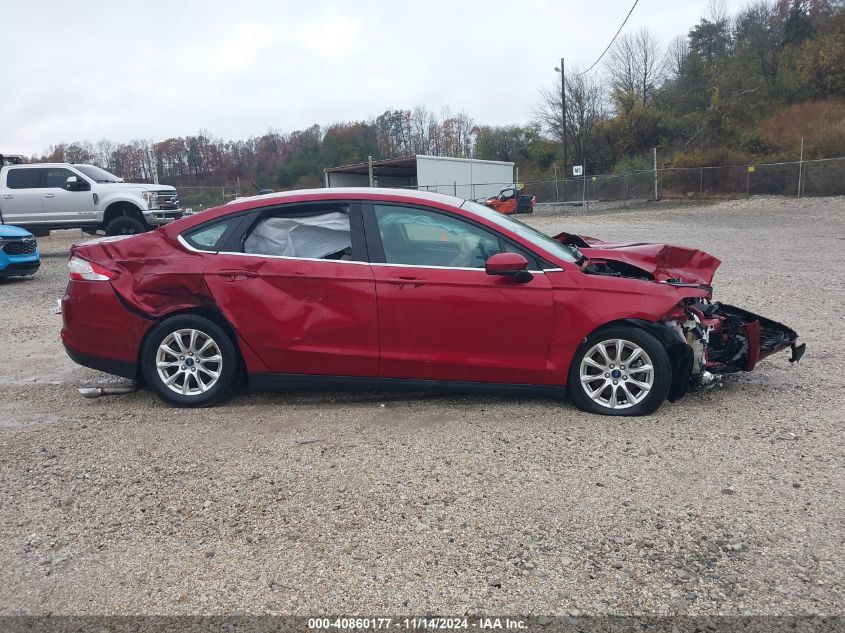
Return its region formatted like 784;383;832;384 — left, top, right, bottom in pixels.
578;318;694;403
136;306;250;389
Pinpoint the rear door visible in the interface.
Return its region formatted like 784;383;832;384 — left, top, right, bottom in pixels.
1;167;44;225
200;202;380;377
365;203;554;384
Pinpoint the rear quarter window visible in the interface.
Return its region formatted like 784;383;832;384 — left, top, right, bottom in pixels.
182;218;239;252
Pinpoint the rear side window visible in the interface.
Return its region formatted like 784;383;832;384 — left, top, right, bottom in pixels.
182;217;240;252
6;168;42;189
243;207;353;261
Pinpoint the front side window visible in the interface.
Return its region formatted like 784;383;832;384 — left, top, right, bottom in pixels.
5;168;41;189
373;205;504;268
460;199;581;263
45;168;75;189
243;209;353;260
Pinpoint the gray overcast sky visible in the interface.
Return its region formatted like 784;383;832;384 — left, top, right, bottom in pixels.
2;0;748;155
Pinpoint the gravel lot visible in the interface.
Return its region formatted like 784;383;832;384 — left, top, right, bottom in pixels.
0;196;842;617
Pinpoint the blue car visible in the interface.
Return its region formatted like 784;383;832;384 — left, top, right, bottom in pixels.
0;224;40;277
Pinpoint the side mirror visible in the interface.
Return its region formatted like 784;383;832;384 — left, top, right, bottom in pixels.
485;252;532;283
66;176;89;191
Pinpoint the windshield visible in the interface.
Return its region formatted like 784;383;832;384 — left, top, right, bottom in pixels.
460;199;581;263
73;164;124;183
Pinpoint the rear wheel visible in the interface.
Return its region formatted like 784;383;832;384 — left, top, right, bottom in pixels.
568;325;671;416
141;315;240;407
105;216;146;236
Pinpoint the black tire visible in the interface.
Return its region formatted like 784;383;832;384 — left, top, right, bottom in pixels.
105;215;146;236
141;315;240;407
567;325;672;416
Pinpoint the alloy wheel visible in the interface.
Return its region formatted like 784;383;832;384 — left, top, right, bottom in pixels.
155;328;223;396
579;338;655;410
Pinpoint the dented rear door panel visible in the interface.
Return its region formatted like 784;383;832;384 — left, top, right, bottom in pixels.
203;254;379;376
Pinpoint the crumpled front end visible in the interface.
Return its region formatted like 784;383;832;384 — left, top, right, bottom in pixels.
664;300;805;391
555;231;722;286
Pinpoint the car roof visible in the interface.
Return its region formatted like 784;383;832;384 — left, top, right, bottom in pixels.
3;162;70;168
173;187;468;228
228;187;464;208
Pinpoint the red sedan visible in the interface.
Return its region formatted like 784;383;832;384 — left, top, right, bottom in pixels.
61;188;804;415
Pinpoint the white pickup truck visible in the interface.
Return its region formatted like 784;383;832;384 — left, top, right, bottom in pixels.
0;163;182;235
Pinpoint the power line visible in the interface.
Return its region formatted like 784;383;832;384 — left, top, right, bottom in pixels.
576;0;640;76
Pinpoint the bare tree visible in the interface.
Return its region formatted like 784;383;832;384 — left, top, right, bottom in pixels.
665;34;689;80
410;106;434;155
708;0;729;26
605;27;665;111
535;68;606;164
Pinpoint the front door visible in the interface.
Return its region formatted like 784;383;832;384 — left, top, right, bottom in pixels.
367;203;554;384
41;167;90;223
201;203;380;377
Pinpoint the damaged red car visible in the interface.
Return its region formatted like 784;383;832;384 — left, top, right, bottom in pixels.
61;188;805;415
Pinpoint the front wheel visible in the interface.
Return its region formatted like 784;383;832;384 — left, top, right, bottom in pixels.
568;325;672;416
141;315;240;407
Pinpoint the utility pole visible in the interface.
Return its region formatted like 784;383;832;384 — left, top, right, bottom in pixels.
368;155;374;187
555;58;567;202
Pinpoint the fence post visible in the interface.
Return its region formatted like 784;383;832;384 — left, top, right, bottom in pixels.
797;137;804;198
699;168;703;195
368;156;374;187
653;148;658;201
582;169;587;207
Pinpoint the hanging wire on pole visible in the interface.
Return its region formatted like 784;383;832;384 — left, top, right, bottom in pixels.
576;0;640;76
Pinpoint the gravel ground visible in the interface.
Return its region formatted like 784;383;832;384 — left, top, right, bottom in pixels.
0;196;842;617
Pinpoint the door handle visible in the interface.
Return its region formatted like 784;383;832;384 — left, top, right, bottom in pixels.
217;269;259;281
386;275;425;288
1;194;12;199
43;193;55;198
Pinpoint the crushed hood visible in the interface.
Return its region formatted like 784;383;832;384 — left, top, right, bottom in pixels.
554;232;722;285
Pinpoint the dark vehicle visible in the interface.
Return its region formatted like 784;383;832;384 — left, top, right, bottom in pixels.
1;154;24;166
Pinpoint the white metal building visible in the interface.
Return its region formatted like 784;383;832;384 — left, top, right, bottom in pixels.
324;155;514;201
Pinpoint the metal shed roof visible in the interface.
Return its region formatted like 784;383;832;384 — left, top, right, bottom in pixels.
324;156;417;178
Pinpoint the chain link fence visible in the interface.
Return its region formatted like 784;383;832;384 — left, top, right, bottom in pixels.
417;156;845;206
167;185;240;212
163;157;845;212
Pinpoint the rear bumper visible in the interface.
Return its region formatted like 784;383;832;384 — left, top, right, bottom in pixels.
61;280;153;379
64;347;138;379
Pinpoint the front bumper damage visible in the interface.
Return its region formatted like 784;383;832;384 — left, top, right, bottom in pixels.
145;209;184;226
664;301;805;397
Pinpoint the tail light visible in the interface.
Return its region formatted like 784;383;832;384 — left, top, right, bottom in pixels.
68;256;118;281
